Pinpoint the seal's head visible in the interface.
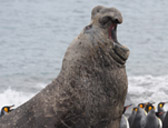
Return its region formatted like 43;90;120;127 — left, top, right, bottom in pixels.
91;5;123;43
87;6;129;65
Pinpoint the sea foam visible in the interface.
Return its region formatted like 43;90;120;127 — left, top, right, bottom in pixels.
0;83;47;109
128;75;168;109
0;75;168;110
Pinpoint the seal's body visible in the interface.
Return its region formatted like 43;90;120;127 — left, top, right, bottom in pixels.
0;6;129;128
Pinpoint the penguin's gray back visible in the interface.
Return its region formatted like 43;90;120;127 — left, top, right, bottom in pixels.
131;107;146;128
128;110;136;128
158;105;166;123
120;115;130;128
159;112;167;123
144;109;161;128
163;112;168;128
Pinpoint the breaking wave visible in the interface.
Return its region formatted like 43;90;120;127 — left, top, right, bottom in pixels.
0;75;168;110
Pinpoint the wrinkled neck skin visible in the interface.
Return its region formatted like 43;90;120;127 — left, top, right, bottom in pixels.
83;22;130;66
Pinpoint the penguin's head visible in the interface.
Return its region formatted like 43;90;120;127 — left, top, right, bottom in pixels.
147;104;156;112
1;105;15;116
2;107;11;113
145;102;155;113
138;103;146;109
158;102;168;108
132;107;138;112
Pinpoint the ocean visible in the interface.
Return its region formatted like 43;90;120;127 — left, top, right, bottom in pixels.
0;0;168;110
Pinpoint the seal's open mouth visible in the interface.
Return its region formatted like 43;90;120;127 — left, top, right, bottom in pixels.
108;23;118;43
108;23;130;64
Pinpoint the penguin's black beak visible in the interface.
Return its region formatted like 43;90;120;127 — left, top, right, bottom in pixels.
122;104;132;114
9;105;14;108
156;112;164;117
9;105;15;112
125;104;132;110
145;102;155;105
163;101;168;104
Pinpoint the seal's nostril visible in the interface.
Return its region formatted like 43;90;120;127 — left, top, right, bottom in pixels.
114;19;120;24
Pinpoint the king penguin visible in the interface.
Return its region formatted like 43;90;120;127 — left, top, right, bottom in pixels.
0;105;15;117
145;102;155;113
163;111;168;128
157;102;168;123
144;104;162;128
138;103;148;115
120;104;132;128
128;107;137;128
131;103;147;128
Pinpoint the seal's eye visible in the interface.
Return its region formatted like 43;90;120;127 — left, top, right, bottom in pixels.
99;16;111;25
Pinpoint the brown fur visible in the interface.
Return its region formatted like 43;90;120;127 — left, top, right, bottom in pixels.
0;6;129;128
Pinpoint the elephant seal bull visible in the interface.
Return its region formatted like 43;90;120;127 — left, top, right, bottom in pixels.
0;5;129;128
